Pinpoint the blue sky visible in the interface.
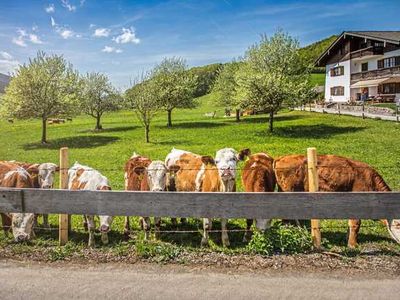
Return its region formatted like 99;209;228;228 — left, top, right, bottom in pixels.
1;0;399;89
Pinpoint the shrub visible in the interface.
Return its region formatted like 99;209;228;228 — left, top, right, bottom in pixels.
135;239;182;262
247;223;312;255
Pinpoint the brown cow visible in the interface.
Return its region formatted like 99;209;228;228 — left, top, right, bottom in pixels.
169;147;246;247
0;162;36;242
124;153;176;239
124;153;151;238
274;154;392;248
240;150;276;242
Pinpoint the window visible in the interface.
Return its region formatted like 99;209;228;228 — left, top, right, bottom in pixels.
361;62;368;72
330;66;344;77
379;83;400;94
331;86;344;96
378;56;400;69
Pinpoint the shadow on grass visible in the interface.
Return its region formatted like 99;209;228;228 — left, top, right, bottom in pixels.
155;121;227;129
238;114;306;124
258;124;366;139
23;135;120;150
79;126;137;134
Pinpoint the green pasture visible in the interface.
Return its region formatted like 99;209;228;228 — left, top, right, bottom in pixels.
1;91;400;256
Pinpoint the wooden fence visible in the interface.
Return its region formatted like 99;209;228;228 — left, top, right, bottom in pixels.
1;147;400;248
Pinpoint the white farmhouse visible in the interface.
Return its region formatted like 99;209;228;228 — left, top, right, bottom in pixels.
315;31;400;103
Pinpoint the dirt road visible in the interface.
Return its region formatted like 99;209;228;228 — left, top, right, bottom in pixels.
0;260;399;299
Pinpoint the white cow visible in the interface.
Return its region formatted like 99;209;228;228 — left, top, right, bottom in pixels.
68;162;113;247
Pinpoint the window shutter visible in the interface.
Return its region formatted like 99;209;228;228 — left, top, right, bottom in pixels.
377;59;384;69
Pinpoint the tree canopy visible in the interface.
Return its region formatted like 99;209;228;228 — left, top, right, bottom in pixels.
1;51;80;143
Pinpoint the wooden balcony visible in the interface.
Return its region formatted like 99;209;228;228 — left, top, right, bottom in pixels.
350;46;384;59
351;66;400;81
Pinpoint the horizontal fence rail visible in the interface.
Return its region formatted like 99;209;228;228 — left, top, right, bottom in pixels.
1;188;400;219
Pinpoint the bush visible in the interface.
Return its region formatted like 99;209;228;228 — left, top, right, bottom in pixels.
247;223;312;255
135;239;182;262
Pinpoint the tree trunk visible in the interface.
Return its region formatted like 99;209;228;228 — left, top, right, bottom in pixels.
235;109;240;122
95;113;102;130
41;118;47;144
145;124;150;143
268;111;274;133
167;109;172;127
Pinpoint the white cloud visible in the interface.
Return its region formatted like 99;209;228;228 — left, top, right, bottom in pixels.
0;59;20;74
80;0;85;6
12;30;27;47
45;4;55;13
32;25;38;31
0;51;13;60
113;27;140;44
61;0;76;12
89;24;96;28
51;17;57;27
93;28;110;37
60;29;74;39
29;34;43;44
102;46;123;53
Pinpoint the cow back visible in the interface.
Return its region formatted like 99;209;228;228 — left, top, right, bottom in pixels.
242;153;275;192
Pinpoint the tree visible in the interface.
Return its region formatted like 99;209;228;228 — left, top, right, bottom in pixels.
125;73;160;143
213;62;242;121
80;72;121;130
1;51;79;143
189;63;222;97
153;57;197;127
237;30;311;133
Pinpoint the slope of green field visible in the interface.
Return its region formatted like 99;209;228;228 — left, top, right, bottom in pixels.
310;73;325;86
0;92;399;253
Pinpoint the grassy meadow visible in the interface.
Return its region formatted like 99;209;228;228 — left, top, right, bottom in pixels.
1;91;400;256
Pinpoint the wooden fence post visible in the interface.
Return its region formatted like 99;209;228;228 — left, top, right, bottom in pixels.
59;147;69;245
307;147;321;249
396;105;399;123
362;103;365;119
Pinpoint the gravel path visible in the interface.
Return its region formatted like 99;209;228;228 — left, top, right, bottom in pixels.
303;107;399;121
0;260;399;299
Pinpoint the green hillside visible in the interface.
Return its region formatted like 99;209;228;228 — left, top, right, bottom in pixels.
299;35;338;71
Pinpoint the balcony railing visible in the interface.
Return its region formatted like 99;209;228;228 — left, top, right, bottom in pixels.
351;66;400;81
350;46;384;59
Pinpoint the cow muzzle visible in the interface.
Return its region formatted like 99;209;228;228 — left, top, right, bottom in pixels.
99;224;110;233
15;233;30;242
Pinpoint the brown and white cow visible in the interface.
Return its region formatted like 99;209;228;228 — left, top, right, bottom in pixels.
274;154;392;248
0;162;36;242
169;147;246;247
5;161;58;227
124;153;174;239
68;162;112;247
240;150;276;242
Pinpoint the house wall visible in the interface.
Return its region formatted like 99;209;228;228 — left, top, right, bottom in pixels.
351;49;400;74
325;60;351;102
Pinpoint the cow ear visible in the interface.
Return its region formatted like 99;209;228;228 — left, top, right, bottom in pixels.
25;165;39;175
55;166;60;172
201;156;215;165
237;148;251;161
169;165;180;174
133;166;146;175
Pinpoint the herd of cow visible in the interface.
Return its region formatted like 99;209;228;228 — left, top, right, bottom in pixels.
0;147;399;248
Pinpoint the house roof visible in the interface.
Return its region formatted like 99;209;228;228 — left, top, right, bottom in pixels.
315;31;400;67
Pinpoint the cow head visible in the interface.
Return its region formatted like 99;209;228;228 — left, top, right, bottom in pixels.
11;213;35;242
97;185;113;233
214;148;239;181
38;163;58;189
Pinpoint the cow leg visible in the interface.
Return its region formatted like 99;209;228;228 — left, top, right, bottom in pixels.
348;219;361;248
1;213;11;237
43;214;49;228
243;219;253;243
171;218;178;227
180;218;187;225
201;218;211;247
83;215;88;231
86;215;96;247
124;216;130;239
255;219;271;231
33;215;38;228
154;217;161;239
141;217;151;240
221;218;230;247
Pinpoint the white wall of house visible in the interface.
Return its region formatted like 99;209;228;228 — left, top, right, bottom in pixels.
325;60;351;102
351;49;400;73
